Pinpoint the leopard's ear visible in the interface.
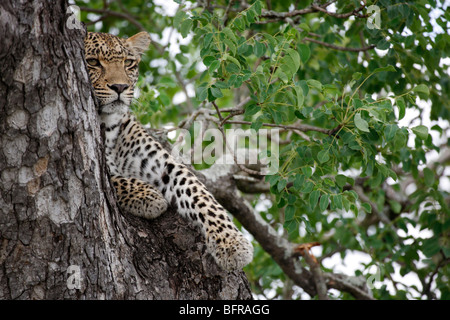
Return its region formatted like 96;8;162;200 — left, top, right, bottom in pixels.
125;32;151;56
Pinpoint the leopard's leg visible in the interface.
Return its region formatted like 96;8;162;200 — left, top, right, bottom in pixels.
111;175;168;220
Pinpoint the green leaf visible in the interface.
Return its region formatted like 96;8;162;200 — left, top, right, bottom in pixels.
412;125;429;140
298;43;310;64
225;62;240;74
422;236;440;258
203;55;216;67
175;53;189;64
319;194;329;212
286;48;300;73
389;200;402;214
262;33;276;53
158;92;171;106
335;174;347;188
294;86;304;108
376;39;391;50
276;69;289;83
203;33;214;48
301;181;314;193
302;167;312;178
251;120;263;131
224;38;236;55
253;0;262;15
284;220;298;234
372;65;396;74
306;79;323;92
423;167;435;186
361;202;372;213
413;84;430;99
159;77;177;88
384;124;398;142
210;87;223;99
222;27;237;43
196;86;208;101
285;205;296;221
354;113;370;132
309;190;320;209
266;174;279;187
209;60;220;74
317;149;330;163
254;41;266;57
287;194;296;204
352;72;362;80
234;16;245;31
277;179;287;192
396;97;406;120
224;54;241;68
173;11;187;27
180;19;193;38
294;174;305;189
332;194;343;210
244;104;260;116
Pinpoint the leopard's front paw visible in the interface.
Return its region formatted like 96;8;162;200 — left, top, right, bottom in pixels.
209;232;253;271
112;175;168;219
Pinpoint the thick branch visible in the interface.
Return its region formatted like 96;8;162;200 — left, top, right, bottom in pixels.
300;249;329;300
194;164;375;299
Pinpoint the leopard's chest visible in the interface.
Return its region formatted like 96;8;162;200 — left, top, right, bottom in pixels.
100;111;162;180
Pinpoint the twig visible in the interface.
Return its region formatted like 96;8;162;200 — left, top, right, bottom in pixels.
220;110;244;127
79;7;146;31
302;250;329;300
211;101;224;121
303;36;376;52
223;0;235;26
260;0;363;20
325;273;375;300
311;2;368;19
285;18;375;53
224;120;336;135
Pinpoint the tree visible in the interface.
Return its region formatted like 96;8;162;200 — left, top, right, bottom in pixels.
0;0;251;299
72;0;450;300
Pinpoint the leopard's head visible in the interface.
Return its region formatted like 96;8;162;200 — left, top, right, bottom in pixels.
84;32;151;107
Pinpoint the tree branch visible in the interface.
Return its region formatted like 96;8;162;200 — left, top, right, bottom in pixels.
303;36;376;52
260;0;367;20
224;120;336;135
311;2;368;19
79;6;146;31
299;248;329;300
195;164;375;299
285;18;375;52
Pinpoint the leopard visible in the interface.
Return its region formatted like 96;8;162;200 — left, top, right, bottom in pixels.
84;31;253;271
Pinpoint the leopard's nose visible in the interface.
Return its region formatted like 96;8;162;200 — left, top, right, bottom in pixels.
108;84;129;94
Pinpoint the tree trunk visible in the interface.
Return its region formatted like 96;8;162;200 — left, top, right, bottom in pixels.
0;0;251;300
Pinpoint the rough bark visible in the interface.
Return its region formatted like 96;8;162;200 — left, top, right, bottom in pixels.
0;0;251;300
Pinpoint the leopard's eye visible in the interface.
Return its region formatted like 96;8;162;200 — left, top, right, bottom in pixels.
86;58;100;67
124;59;136;68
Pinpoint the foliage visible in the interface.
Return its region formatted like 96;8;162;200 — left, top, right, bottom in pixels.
75;0;450;300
